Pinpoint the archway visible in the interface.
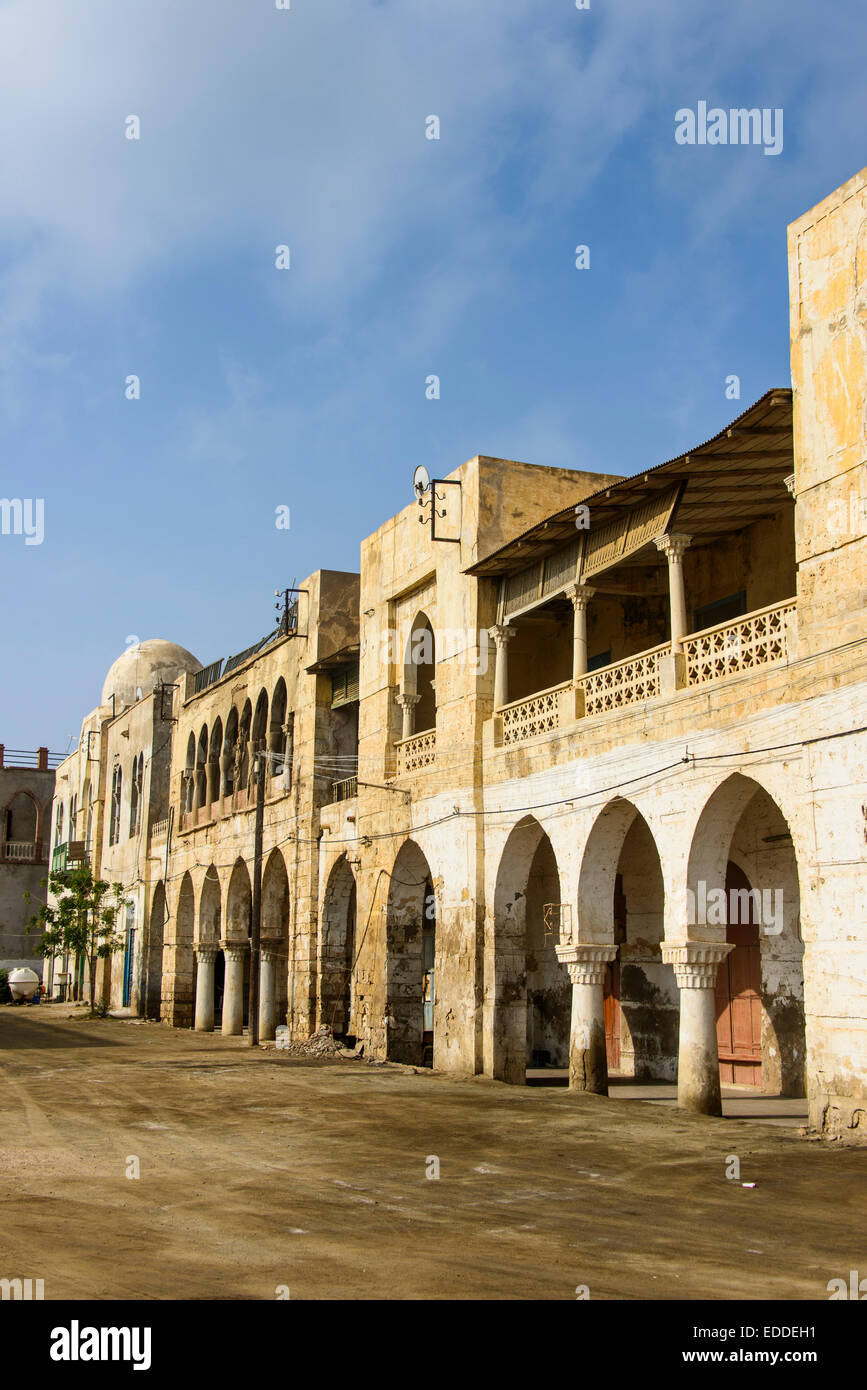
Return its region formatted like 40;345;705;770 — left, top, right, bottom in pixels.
198;866;223;1027
262;850;290;1029
386;840;435;1065
492;817;565;1084
224;858;252;1034
688;775;805;1096
320;855;357;1038
173;872;196;1026
145;882;166;1020
578;800;675;1081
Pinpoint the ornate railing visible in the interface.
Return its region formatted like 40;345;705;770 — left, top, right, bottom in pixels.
151;818;170;841
500;683;569;747
3;841;36;861
395;729;436;776
683;600;795;688
577;644;665;716
330;776;358;803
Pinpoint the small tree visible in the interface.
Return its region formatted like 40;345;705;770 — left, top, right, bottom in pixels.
26;865;128;1017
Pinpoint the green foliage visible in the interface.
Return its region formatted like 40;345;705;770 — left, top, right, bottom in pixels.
26;865;127;1016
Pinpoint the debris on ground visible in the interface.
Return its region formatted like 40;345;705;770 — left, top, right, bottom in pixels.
272;1024;363;1059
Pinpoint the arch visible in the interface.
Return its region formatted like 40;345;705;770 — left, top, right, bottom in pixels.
184;732;196;813
198;866;222;944
3;788;39;845
168;871;196;1027
145;882;166;1019
195;724;209;808
688;774;805;1095
224;706;239;795
319;854;357;1038
54;799;65;847
238;700;252;790
262;849;290;1025
577;800;676;1081
252;687;269;749
405;613;436;733
129;753;143;836
491;816;565;1084
226;858;252;941
270;678;288;777
386;839;436;1065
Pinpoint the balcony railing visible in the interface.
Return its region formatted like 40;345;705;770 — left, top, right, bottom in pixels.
577;643;666;717
395;729;436;776
2;840;36;862
151;818;170;841
492;599;797;748
682;599;795;688
500;683;570;747
330;776;358;803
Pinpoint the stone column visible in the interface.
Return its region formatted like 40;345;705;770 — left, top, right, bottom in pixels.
396;692;421;740
206;759;220;806
181;771;193;814
259;944;281;1042
194;944;218;1031
489;624;517;708
565;585;596;681
219;750;232;798
221;941;247;1036
555;942;619;1093
654;533;692;651
661;941;734;1114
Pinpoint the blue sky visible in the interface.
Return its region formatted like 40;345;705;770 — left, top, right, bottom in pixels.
1;0;864;752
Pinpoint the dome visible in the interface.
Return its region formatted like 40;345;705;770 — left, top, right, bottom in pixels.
101;640;202;709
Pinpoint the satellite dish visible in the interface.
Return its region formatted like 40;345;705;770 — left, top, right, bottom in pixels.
413;465;431;501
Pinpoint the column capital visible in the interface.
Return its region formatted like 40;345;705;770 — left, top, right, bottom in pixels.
783;473;796;496
396;692;422;709
195;942;219;963
220;939;249;962
564;583;596;610
555;942;618;986
488;623;517;647
654;532;692;562
260;940;284;963
661;940;733;988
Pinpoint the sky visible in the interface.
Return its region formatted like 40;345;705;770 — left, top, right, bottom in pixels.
1;0;865;752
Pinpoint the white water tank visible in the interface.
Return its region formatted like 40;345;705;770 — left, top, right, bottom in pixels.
8;968;40;1000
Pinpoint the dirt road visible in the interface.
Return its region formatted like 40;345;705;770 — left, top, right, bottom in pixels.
0;1007;862;1300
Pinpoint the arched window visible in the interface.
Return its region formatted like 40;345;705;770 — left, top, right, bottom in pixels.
405;613;436;734
109;765;123;845
55;801;65;848
129;754;143;836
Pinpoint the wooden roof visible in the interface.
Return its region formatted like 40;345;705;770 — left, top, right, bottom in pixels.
466;389;793;580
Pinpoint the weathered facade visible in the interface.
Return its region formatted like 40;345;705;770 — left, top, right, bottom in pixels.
0;745;58;973
45;167;867;1142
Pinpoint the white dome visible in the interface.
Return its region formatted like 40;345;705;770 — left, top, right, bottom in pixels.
101;640;202;708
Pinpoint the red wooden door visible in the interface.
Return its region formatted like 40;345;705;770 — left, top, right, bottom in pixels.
604;961;621;1071
715;863;762;1086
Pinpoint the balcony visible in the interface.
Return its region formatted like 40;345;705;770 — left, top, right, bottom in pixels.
2;840;37;862
492;598;796;749
329;776;358;803
395;729;436;776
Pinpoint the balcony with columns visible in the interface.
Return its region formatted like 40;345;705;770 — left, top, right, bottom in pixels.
471;390;799;759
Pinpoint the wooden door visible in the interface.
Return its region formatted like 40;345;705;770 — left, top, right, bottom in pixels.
604;961;621;1071
715;862;762;1086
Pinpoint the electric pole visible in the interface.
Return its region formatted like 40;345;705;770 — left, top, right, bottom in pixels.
247;747;266;1046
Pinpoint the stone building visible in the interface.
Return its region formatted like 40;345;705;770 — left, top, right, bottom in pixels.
0;745;58;973
44;167;866;1141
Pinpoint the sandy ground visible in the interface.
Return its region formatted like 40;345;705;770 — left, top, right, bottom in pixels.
0;1005;863;1301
